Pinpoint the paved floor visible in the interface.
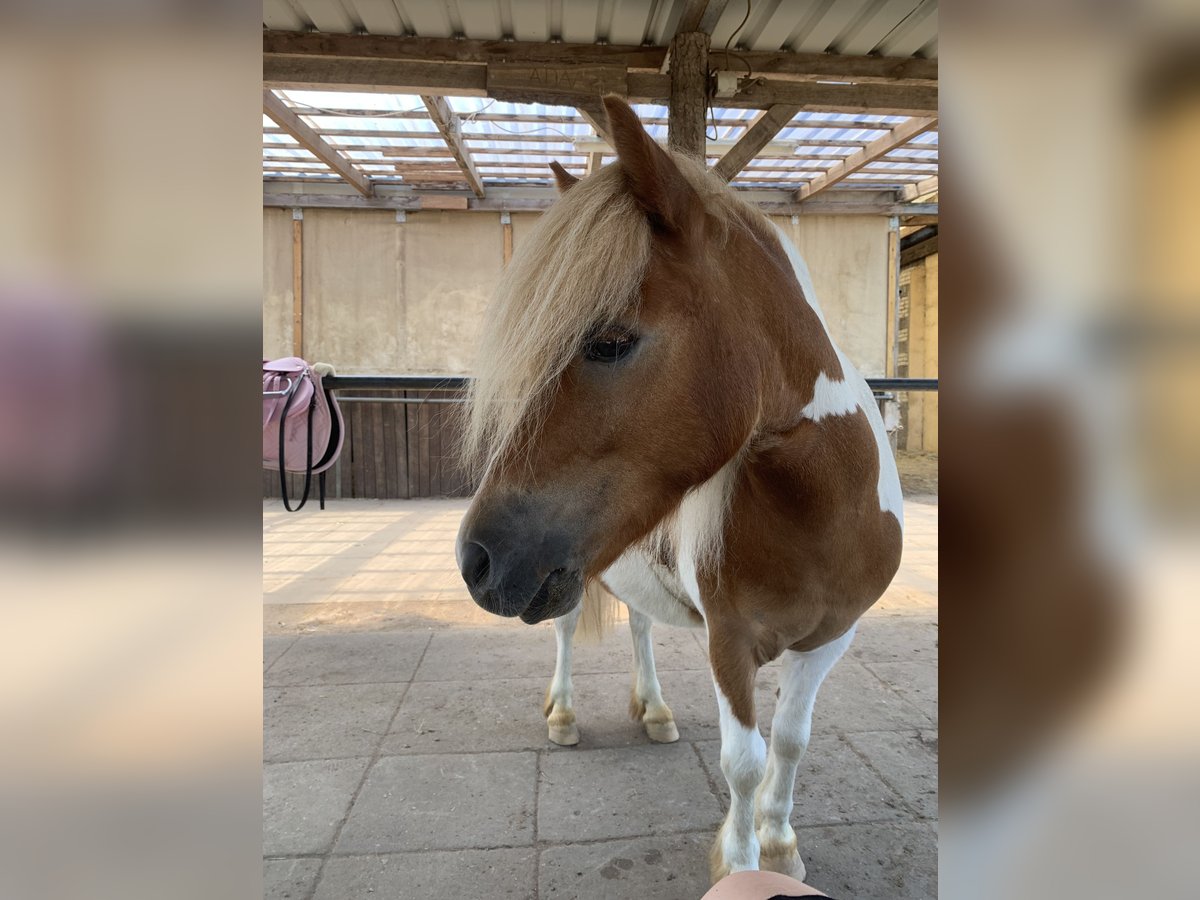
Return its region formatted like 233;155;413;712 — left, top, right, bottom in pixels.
264;497;938;900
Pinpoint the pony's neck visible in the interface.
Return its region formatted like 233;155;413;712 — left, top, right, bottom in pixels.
726;214;846;439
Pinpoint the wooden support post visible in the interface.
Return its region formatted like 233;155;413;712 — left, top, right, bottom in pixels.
886;216;900;377
291;210;303;357
501;212;513;266
668;32;709;159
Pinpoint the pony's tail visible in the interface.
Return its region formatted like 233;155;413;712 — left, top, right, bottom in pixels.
576;578;621;643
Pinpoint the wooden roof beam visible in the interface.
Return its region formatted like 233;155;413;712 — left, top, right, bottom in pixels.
902;175;939;201
262;30;936;86
264;57;936;115
420;95;485;198
796;117;937;201
711;105;803;181
575;101;615;147
262;90;373;197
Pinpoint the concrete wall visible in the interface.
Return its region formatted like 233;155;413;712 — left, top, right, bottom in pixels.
264;208;890;376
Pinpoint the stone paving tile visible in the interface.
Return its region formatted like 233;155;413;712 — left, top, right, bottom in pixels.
263;857;321;900
266;632;431;686
415;625;558;681
849;616;938;665
797;821;938;900
335;752;537;853
264;683;402;762
539;743;723;843
844;730;938;819
754;658;933;733
313;849;536;900
862;660;938;724
263;758;369;856
382;675;553;755
695;734;909;826
539;832;712;900
264;636;298;673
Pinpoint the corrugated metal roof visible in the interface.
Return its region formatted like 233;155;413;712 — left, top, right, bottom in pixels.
263;0;936;59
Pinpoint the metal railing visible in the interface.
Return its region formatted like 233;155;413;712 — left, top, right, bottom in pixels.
323;374;938;400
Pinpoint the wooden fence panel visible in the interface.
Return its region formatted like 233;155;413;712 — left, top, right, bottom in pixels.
263;387;474;501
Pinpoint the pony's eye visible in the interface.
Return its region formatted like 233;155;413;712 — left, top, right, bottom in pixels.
583;331;637;363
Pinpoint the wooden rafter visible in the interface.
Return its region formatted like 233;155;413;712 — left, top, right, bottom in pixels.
262;90;372;197
574;101;615;147
711;105;803;181
420;95;485;198
796;117;938;201
903;175;939;201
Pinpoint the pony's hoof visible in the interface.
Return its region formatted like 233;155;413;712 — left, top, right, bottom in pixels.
759;843;806;881
644;719;679;743
548;722;579;746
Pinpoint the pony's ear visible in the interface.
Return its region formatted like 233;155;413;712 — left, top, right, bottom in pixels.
602;94;698;232
548;160;579;193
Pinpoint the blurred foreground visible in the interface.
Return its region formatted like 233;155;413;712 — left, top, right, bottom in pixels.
0;3;1197;898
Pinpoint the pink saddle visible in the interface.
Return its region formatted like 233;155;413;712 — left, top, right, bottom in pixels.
262;357;344;511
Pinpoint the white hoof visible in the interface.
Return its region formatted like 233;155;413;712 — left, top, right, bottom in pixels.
759;834;806;881
548;722;580;746
644;719;680;743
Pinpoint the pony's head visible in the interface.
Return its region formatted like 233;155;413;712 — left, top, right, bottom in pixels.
456;96;822;623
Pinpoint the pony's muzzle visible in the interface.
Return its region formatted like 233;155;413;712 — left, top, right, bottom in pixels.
457;530;582;623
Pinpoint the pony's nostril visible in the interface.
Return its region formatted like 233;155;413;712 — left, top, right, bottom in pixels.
461;541;492;591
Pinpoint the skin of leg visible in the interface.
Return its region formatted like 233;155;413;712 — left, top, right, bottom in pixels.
754;625;856;877
627;606;679;742
708;630;767;883
544;603;582;745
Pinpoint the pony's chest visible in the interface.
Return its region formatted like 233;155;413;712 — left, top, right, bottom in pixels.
601;545;704;629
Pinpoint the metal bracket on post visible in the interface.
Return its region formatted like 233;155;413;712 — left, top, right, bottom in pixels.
499;211;511;225
292;208;303;221
395;210;407;223
790;214;800;226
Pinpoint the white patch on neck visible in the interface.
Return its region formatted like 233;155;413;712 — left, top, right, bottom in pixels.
800;371;860;421
675;457;740;615
771;223;904;528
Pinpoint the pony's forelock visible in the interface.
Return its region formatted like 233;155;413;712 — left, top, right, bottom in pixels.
462;152;762;478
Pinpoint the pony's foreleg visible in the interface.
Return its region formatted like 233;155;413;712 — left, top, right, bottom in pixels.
627;607;679;743
707;630;767;883
754;625;856;879
543;604;582;746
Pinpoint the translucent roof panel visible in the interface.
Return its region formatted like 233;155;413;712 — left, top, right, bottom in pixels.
263;90;937;193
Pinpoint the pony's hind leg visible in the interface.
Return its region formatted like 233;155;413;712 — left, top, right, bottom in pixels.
544;603;582;745
627;607;679;743
754;626;856;879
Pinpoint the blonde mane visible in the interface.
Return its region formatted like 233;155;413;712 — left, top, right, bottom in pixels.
463;152;765;478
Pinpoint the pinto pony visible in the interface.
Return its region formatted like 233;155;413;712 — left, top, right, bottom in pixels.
456;96;903;882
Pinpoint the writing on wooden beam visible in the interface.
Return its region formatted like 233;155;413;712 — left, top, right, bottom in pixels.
487;63;627;105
